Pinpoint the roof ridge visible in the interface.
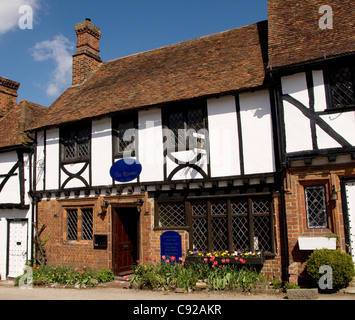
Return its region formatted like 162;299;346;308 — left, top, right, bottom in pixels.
103;21;262;65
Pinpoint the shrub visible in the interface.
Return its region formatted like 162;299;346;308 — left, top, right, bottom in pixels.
306;249;355;291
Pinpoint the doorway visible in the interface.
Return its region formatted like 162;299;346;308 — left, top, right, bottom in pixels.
113;207;139;275
7;219;28;278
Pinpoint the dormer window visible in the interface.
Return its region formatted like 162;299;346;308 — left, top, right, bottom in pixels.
326;63;355;109
61;124;91;162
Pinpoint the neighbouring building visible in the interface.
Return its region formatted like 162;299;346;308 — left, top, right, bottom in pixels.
1;0;354;284
0;76;46;278
268;0;355;283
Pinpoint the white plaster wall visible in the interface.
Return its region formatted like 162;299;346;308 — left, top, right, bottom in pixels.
23;153;31;205
281;72;309;108
312;70;327;112
91;118;112;186
207;96;240;178
45;128;60;190
283;100;313;153
281;72;312;153
239;90;275;174
138;108;164;182
0;152;20;204
320;112;355;147
35;131;45;191
61;163;90;188
166;150;208;180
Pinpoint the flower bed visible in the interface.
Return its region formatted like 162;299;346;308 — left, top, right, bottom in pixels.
185;250;264;266
131;256;268;292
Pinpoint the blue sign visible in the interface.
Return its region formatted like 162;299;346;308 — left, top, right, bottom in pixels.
110;158;142;182
160;231;182;263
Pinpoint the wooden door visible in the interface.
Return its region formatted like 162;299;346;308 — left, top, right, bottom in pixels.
114;207;138;275
8;220;28;277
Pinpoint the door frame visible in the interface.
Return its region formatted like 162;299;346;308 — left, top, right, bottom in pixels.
6;218;28;278
340;178;355;258
111;204;141;275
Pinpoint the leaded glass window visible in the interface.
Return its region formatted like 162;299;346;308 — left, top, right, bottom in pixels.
305;186;328;229
61;125;90;161
113;115;137;158
327;64;355;108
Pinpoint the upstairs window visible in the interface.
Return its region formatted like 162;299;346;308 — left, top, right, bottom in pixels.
113;115;137;159
61;124;90;162
326;63;355;109
163;100;207;151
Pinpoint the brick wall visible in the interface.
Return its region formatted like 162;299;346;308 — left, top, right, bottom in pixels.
283;162;355;283
37;193;283;279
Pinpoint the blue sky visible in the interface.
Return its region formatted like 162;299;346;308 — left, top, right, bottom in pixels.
0;0;267;107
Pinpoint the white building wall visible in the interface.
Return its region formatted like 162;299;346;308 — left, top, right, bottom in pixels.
35;131;45;191
281;71;355;153
239;90;275;174
91;118;112;186
45;128;60;190
207;96;240;178
138;108;164;182
0;152;20;204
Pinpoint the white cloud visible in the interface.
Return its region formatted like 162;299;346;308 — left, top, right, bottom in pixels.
32;34;75;97
0;0;40;34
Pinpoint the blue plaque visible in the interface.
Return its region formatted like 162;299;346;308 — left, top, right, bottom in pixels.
110;158;142;182
160;231;182;263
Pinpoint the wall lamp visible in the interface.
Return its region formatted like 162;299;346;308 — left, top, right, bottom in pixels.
99;200;109;216
331;185;338;201
136;199;144;212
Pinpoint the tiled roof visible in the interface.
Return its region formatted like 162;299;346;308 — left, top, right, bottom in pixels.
0;100;47;150
30;21;268;130
268;0;355;70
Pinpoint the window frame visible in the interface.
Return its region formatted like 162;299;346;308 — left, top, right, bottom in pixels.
304;185;329;229
112;114;138;159
324;60;355;110
64;206;94;242
162;99;207;152
60;123;91;163
154;194;275;254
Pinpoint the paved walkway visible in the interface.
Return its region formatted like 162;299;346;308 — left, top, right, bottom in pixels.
0;280;354;300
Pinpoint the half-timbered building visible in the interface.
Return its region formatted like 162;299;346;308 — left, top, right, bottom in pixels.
268;0;355;283
0;76;46;278
29;18;284;278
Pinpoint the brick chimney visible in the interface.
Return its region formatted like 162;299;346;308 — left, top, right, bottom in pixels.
72;18;102;86
0;76;20;117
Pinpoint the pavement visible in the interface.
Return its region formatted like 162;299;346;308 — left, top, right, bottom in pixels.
0;279;355;301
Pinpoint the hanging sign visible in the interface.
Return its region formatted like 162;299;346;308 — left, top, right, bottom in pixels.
110;158;142;182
